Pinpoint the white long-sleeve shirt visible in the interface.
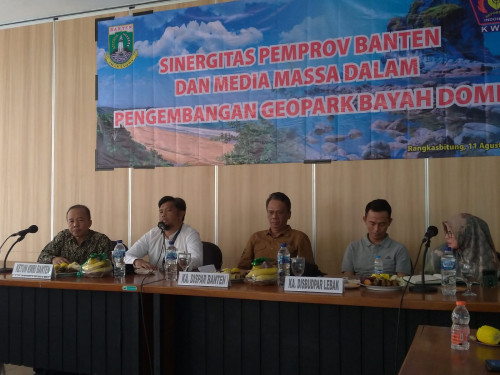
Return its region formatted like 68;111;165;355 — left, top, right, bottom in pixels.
124;224;203;270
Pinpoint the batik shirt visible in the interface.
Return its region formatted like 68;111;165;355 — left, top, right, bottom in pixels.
37;229;113;265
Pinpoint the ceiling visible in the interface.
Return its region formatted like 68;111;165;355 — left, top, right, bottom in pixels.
0;0;192;28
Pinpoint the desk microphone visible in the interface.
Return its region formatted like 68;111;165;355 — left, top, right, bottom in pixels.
12;225;39;237
422;225;438;243
0;224;39;273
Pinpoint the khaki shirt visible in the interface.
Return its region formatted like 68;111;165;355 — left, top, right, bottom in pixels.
238;225;314;269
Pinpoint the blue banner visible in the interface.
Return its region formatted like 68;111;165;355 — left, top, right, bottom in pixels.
96;0;500;168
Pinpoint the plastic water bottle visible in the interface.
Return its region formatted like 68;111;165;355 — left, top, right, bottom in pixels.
451;301;470;350
441;247;456;296
277;242;290;286
374;255;384;274
165;240;178;281
112;240;126;277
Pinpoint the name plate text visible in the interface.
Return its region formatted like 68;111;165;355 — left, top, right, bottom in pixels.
12;262;53;280
177;271;229;288
284;276;343;294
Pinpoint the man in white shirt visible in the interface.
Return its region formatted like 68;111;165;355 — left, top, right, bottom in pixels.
124;196;203;270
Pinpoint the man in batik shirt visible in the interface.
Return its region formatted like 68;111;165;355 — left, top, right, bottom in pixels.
37;204;112;265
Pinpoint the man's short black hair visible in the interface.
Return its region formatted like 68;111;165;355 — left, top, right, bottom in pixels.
365;199;392;217
158;196;186;212
266;192;291;212
66;204;91;220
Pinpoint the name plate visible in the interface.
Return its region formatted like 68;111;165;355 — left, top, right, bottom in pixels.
284;276;343;294
177;271;229;288
12;262;53;280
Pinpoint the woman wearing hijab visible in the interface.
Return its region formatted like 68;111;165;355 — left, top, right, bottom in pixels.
426;213;500;276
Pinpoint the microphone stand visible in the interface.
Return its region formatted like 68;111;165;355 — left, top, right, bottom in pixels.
0;235;26;273
0;234;13;257
160;231;167;278
409;236;438;293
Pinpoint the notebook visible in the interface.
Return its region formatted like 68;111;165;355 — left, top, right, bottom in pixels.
403;274;442;285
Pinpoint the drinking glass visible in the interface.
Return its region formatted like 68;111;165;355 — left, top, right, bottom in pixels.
291;257;305;277
178;252;191;272
461;260;477;297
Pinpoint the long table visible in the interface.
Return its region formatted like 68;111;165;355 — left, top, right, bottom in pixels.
0;274;148;374
1;273;499;374
399;325;500;374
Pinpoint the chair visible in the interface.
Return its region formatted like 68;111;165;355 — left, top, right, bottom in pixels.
202;241;223;270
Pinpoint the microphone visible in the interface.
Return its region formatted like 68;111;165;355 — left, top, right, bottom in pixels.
0;225;39;273
422;226;438;242
158;222;167;232
12;225;39;237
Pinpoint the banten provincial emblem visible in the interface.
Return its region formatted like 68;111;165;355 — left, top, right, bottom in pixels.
469;0;500;26
105;24;138;69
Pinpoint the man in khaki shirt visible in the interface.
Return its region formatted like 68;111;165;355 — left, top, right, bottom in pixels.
238;192;315;270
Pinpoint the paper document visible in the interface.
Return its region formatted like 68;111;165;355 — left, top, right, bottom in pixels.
403;274;442;285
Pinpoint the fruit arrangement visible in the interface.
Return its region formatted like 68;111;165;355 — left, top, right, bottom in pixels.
54;262;80;274
245;258;278;283
246;266;278;281
221;267;244;280
476;325;500;345
81;253;113;277
362;274;403;287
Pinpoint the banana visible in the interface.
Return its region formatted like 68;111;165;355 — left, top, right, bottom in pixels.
68;262;80;271
247;267;277;278
83;260;108;271
371;273;390;280
255;274;278;281
91;266;113;273
253;267;277;276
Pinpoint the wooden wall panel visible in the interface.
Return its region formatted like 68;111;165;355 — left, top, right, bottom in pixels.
315;159;426;275
0;24;52;262
218;163;313;269
130;166;215;247
428;156;500;251
52;17;130;244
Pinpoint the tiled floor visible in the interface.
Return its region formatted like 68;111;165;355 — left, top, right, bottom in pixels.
1;364;34;375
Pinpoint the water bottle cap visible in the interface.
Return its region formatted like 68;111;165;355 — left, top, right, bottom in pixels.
169;240;175;245
280;242;287;247
375;255;381;258
116;240;122;243
456;301;466;306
